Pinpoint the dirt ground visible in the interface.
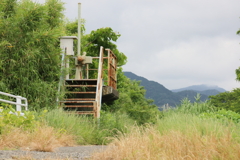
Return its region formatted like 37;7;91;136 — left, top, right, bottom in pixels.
0;145;107;160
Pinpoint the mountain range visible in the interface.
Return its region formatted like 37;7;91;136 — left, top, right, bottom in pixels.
124;72;226;108
171;84;226;93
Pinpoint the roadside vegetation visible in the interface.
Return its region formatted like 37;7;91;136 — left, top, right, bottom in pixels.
91;98;240;160
1;0;240;160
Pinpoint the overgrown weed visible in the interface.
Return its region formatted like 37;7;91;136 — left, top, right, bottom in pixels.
90;99;240;159
0;125;75;152
91;117;240;160
44;109;135;145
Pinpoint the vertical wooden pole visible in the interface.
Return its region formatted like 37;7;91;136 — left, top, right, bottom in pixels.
96;47;104;118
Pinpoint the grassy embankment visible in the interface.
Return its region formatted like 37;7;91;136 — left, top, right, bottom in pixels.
91;99;240;160
1;98;240;160
0;107;135;151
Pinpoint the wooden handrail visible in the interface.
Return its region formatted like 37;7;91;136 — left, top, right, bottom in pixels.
106;49;117;90
95;46;104;118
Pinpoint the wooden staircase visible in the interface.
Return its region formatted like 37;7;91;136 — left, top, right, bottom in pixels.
59;47;118;118
62;79;98;116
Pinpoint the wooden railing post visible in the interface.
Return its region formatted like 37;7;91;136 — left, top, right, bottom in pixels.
106;49;117;89
95;46;104;118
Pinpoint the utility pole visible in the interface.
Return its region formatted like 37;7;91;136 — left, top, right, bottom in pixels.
75;3;82;79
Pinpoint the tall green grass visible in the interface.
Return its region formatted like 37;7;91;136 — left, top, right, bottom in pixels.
174;95;217;115
159;97;240;139
157;111;240;140
43;109;135;145
90;98;240;160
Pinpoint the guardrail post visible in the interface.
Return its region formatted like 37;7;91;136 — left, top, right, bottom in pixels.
16;96;22;112
0;91;28;112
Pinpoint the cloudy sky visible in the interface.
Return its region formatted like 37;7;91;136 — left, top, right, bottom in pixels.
36;0;240;91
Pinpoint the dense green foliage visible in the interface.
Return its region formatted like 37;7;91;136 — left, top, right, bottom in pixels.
0;103;46;133
209;88;240;113
165;95;240;125
173;95;240;124
83;27;127;67
0;0;65;110
200;109;240;123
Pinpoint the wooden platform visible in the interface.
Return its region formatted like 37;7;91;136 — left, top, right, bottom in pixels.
102;86;119;103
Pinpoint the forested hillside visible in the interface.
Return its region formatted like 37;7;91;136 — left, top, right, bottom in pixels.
124;71;223;107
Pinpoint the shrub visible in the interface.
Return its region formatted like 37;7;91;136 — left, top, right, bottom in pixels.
209;88;240;113
200;109;240;123
0;104;38;133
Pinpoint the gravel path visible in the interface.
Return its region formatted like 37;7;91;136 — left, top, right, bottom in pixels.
0;146;107;160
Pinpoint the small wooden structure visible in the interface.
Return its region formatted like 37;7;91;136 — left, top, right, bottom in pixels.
59;45;119;118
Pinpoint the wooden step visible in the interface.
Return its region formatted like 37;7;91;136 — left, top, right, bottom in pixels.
64;105;94;108
65;79;97;81
64;98;95;101
65;79;97;85
61;101;93;105
66;92;96;94
63;79;98;117
67;111;95;115
65;85;97;87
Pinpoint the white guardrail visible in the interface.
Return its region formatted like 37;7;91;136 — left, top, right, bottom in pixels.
0;91;28;112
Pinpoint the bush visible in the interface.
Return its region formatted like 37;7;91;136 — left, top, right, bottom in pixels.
209;88;240;113
200;109;240;123
0;103;38;133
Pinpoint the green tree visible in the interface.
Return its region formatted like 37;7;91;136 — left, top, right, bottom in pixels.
209;88;240;113
0;0;65;110
82;27;127;66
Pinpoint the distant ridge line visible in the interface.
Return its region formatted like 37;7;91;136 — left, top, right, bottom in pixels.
123;71;225;108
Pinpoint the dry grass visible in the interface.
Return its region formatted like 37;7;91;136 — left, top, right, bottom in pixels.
12;155;73;160
91;126;240;160
0;125;76;152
